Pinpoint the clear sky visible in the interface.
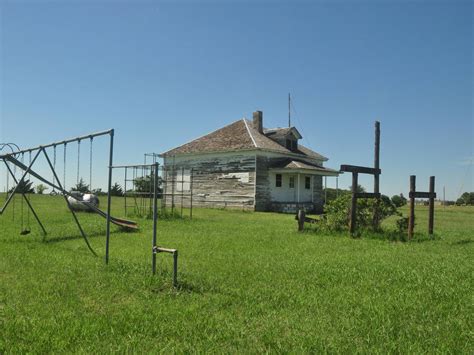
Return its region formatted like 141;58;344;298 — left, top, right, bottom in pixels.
0;0;472;199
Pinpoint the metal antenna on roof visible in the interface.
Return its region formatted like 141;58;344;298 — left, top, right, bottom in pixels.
287;93;291;128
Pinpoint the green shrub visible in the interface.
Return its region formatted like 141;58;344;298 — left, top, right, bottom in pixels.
322;194;398;232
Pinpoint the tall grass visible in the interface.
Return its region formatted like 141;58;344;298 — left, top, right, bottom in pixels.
0;194;472;353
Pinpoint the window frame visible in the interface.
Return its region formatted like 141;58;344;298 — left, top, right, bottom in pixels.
276;174;282;188
305;176;311;189
289;176;295;188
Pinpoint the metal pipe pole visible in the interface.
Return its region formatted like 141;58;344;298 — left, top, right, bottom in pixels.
0;129;113;158
190;168;193;219
105;130;114;264
152;162;159;274
408;175;416;240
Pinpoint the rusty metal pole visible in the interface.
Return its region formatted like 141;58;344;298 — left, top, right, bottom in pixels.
350;173;358;236
408;175;416;240
173;250;178;287
152;162;159;274
428;176;435;236
105;129;114;264
373;121;381;230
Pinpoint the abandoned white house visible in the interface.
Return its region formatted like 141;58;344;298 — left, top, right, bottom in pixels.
160;111;338;213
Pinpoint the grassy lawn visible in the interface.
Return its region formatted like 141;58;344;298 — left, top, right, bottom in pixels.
0;194;473;353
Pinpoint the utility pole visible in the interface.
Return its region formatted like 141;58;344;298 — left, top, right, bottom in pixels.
288;93;291;128
443;185;446;207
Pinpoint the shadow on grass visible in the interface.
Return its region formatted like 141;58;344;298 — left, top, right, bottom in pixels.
304;225;440;243
451;239;473;246
42;227;135;244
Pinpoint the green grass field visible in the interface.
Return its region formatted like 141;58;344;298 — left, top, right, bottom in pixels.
1;194;473;353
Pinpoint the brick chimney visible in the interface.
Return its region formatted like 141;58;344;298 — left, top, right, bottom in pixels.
253;111;263;133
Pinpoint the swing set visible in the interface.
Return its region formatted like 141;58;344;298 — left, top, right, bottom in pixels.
0;129;137;262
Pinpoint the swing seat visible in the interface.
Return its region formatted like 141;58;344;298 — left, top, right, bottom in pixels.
20;229;31;235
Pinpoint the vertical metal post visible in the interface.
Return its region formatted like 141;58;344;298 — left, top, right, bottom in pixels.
408;175;416;240
105;130;114;264
190;168;194;219
373;121;381;229
124;167;128;216
173;250;178;287
350;173;358;236
429;176;435;236
181;167;184;217
171;159;175;214
152;162;159;275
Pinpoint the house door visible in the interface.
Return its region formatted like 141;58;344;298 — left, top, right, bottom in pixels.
289;175;297;202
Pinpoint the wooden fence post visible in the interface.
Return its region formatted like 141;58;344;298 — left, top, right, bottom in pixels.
373;121;381;229
297;209;305;232
350;173;358;235
428;176;435;236
408;175;416;240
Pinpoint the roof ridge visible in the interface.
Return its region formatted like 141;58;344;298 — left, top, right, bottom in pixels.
242;118;258;148
161;119;244;156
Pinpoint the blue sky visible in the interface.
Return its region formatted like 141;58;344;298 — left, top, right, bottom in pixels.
0;0;472;199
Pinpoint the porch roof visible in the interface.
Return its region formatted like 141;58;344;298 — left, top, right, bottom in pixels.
269;160;339;176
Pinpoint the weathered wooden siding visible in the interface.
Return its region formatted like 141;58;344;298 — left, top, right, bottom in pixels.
163;154;256;210
254;155;271;211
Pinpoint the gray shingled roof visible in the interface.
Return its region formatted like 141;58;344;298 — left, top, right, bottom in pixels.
161;118;328;161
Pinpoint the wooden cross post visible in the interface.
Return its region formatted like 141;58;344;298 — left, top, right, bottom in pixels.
408;175;416;240
372;121;381;230
428;176;435;236
340;121;382;236
408;175;436;240
350;173;358;235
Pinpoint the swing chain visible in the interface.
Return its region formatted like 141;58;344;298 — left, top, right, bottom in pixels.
77;140;81;186
63;143;67;192
89;137;93;193
52;144;57;193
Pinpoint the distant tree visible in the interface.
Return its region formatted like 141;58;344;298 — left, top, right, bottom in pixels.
8;179;35;194
35;184;49;195
133;175;162;195
323;187;350;204
391;193;407;207
110;183;124;197
91;188;106;196
456;192;474;206
348;184;366;193
71;178;89;194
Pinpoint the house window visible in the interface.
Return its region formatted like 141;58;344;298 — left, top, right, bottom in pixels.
285;139;292;150
292;140;298;151
305;176;311;189
289;176;295;188
276;174;282;187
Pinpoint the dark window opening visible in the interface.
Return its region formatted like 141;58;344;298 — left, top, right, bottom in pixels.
305;176;311;189
285;139;292;150
289;176;295;188
292;140;298;151
276;174;282;187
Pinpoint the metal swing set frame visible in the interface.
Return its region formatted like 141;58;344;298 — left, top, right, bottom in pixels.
0;129;137;263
